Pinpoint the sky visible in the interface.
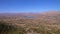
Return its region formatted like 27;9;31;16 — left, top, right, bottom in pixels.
0;0;60;13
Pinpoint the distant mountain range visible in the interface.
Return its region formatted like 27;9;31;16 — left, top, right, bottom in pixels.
0;11;60;19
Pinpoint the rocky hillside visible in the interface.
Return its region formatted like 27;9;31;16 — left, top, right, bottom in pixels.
0;11;60;34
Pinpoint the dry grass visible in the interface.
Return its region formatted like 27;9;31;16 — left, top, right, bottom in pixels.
0;11;60;34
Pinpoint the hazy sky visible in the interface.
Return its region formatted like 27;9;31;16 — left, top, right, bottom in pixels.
0;0;60;13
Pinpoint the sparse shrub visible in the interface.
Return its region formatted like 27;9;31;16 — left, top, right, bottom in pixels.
0;21;26;34
55;29;60;34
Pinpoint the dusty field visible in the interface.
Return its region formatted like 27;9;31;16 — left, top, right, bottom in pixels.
0;11;60;34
